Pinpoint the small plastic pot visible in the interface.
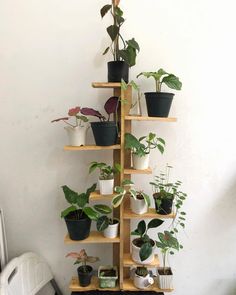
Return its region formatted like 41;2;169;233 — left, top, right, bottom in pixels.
145;92;174;117
91;121;118;146
132;153;150;170
103;219;119;239
77;265;93;287
153;193;173;215
107;61;129;83
99;178;114;195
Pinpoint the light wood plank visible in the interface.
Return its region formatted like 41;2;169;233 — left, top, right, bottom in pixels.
123;253;160;267
69;276;120;292
64;231;120;244
123;208;175;219
92;82;121;88
124;167;152;175
122;278;173;292
125;115;177;122
90;191;115;201
64;145;121;151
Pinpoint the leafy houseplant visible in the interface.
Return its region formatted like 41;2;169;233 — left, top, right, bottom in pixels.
98;266;118;289
125;132;165;170
51;106;89;146
81;96;119;146
137;69;182;117
61;184;111;241
66;249;99;287
131;219;164;264
112;179;151;215
150;165;187;215
100;1;140;82
89;161;121;195
133;267;154;290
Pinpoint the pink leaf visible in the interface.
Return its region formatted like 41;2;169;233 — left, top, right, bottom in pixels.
104;96;119;115
81;108;105;120
68;107;81;116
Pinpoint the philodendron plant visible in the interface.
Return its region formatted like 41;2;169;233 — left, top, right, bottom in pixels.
137;69;182;93
131;219;164;261
112;179;150;209
101;1;140;67
89;162;121;180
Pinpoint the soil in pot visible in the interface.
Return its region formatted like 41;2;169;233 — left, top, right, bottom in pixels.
100;269;117;277
77;265;93;287
107;61;129;83
64;210;91;241
145;92;174;117
153;193;173;215
158;268;173;276
91;121;118;146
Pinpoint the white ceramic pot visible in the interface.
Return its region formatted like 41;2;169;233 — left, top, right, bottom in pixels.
157;267;173;289
132;153;150;170
99;179;114;195
131;239;155;264
130;197;148;215
64;125;88;146
134;273;154;289
103;219;119;239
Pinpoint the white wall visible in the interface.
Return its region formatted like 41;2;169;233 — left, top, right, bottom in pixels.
1;0;236;294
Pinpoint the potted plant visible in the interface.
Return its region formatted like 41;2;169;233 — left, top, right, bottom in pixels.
150;165;187;215
133;267;154;290
81;96;119;146
100;1;140;82
61;184;111;240
51;106;89;146
98;265;118;288
112;179;151;215
131;219;164;264
137;69;182;117
125;132;165;170
66;249;99;287
89;161;121;195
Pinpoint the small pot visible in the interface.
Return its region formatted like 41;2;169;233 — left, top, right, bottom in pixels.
103;219;119;238
132;153;150;170
145;92;174;117
64;125;89;146
99;179;114;195
77;265;93;287
157;267;173;289
131;238;155;264
98;266;118;288
64;210;91;241
130;197;148;215
153;193;173;215
91;121;118;146
107;61;129;83
134;272;154;289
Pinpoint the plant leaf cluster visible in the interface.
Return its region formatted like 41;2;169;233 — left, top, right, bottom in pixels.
66;249;99;272
89;161;121;180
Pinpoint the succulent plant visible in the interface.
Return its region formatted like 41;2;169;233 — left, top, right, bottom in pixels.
135;267;148;277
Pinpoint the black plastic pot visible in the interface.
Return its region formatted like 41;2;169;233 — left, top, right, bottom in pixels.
64;210;91;241
77;265;93;287
91;121;118;146
153;193;173;215
145;92;174;117
108;61;129;83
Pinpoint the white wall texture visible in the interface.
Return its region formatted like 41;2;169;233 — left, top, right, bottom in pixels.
1;0;236;294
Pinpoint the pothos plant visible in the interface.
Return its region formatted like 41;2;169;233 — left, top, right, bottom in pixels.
89;161;121;180
125;132;165;157
51;106;89;127
101;1;140;67
66;249;99;272
112;179;150;208
137;69;182;92
131;219;164;261
61;184;111;221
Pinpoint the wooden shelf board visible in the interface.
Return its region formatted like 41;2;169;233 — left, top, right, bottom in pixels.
125;115;177;122
123;253;159;267
90;191;115;201
64;231;120;244
70;276;120;291
123;208;175;219
123;278;173;292
92;82;121;88
124;167;152;175
64;145;121;151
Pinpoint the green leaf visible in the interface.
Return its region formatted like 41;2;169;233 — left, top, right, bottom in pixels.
103;47;110;55
83;207;99;221
96;215;109;231
86;183;97;196
131;229;140;236
137;220;146;236
76;115;89;122
162;74;182;90
156;241;165;249
126;38;140;51
94;204;112;215
148;219;164;229
114;186;124;194
130;189;137;200
62;185;78;204
100;4;112;18
76;193;89;208
140;243;152;261
61;205;77;218
107;25;119;41
122;179;134;186
112;194;124;208
142;192;151;207
157;144;164;154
